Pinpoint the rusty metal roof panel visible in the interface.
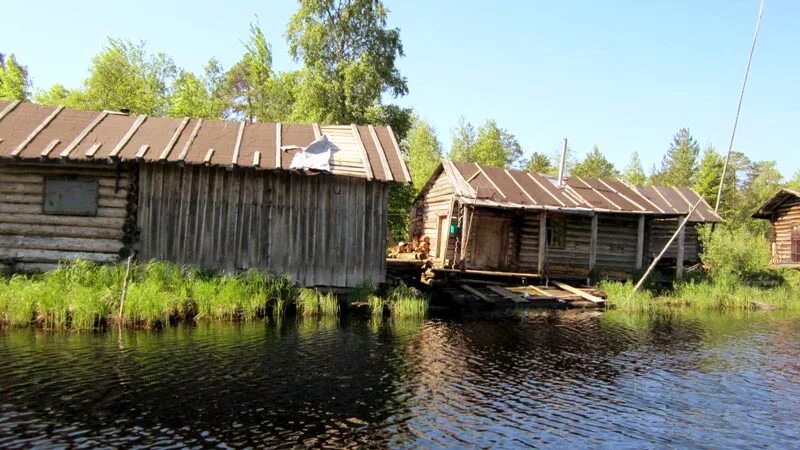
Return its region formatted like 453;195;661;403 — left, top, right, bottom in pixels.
441;159;719;222
0;101;408;182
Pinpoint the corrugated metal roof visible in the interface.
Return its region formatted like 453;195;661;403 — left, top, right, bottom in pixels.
0;100;410;183
752;189;800;219
442;160;721;222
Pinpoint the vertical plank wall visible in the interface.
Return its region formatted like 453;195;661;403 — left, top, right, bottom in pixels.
0;161;135;272
137;164;388;288
648;219;700;265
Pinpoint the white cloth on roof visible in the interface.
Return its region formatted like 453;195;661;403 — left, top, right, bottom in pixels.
289;134;332;172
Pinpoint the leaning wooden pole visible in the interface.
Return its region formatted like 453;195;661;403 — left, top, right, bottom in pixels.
714;0;765;214
633;199;703;292
118;255;134;320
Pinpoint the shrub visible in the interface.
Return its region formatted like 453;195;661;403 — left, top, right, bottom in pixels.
699;225;770;278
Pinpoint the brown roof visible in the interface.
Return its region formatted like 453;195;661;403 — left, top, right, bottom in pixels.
752;189;800;219
439;160;721;222
0;100;410;183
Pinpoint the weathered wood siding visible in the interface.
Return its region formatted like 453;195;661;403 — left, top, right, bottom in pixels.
410;170;455;265
545;215;592;276
138;164;387;288
647;219;700;264
510;212;541;273
0;161;135;272
769;198;800;265
595;215;640;274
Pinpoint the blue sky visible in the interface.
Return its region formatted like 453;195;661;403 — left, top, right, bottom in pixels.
2;0;798;177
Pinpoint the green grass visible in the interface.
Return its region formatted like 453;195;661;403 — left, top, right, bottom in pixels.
602;272;800;312
386;284;429;319
296;288;340;317
0;260;301;330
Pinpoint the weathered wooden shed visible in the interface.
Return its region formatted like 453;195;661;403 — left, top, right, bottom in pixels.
752;189;800;268
410;160;721;280
0;100;410;287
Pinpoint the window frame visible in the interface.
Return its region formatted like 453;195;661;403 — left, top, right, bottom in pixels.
547;216;567;250
42;177;100;217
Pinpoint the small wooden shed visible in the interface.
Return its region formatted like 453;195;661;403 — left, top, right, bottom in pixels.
752;189;800;268
0;100;410;287
410;160;721;280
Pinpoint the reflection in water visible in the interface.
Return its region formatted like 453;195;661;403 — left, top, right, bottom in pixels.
1;310;799;448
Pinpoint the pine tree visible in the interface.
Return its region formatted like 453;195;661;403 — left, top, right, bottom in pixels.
622;152;647;186
652;128;700;187
693;145;724;206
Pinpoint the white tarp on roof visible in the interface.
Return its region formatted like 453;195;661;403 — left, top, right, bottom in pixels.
289;135;332;172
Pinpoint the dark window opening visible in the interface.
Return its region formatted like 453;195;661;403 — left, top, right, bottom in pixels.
44;178;99;216
547;217;566;250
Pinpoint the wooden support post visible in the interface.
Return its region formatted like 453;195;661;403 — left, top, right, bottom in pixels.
676;222;686;280
589;213;598;271
538;211;547;275
460;206;474;267
635;215;645;270
634;199;702;292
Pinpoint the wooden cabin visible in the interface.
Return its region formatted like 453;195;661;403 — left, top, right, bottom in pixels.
0;100;411;287
410;160;721;280
752;189;800;268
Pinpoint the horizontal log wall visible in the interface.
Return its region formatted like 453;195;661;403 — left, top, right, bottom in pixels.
138;164;388;288
512;212;541;273
410;171;455;265
0;161;134;272
545;215;592;276
648;219;700;264
595;214;640;274
770;198;800;264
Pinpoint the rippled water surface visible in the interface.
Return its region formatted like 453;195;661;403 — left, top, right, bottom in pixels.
1;310;800;448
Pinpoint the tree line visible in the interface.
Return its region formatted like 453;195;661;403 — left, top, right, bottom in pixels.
0;0;795;241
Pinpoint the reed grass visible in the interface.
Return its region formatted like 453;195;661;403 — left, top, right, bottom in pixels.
367;295;386;318
296;289;340;317
0;259;301;330
602;272;800;312
386;284;429;319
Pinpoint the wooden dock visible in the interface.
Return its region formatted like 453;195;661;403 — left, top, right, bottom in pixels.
441;280;606;309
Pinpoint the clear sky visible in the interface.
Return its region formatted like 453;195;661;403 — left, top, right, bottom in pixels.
2;0;798;177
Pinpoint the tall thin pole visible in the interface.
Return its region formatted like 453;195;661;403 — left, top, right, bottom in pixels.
557;138;568;186
633;199;703;292
715;0;766;213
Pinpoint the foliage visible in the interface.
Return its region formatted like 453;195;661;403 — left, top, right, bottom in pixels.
699;225;771;278
571;145;618;179
404;117;442;192
0;53;30;101
651;128;700;187
286;0;407;124
693;145;725;207
523;151;555;175
787;170;800;191
387;182;416;243
38;39;177;116
449;117;522;168
622;152;647;186
296;288;339;317
168;69;224;119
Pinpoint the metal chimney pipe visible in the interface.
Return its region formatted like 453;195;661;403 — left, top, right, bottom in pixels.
557;138;568;186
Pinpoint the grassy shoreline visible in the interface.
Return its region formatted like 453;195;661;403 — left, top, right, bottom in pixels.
0;260;429;331
601;272;800;312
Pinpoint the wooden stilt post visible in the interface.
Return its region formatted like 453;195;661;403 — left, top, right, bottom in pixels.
589;213;598;272
537;211;547;275
633;199;702;292
118;255;133;320
635;215;645;270
676;223;686;280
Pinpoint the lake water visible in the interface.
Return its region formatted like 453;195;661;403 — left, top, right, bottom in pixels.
1;310;799;448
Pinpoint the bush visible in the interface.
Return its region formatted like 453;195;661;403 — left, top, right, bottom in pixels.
699;225;770;278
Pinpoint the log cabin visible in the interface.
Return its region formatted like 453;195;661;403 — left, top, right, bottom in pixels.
752;189;800;268
0;100;410;288
409;160;721;280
